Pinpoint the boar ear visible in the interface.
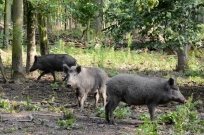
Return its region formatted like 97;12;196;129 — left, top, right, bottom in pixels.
34;56;38;61
63;64;69;73
76;66;81;74
168;78;175;86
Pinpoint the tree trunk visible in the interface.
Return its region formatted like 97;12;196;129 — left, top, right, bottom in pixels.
177;45;189;71
3;0;11;49
12;0;25;83
86;16;91;41
95;0;102;36
74;20;78;29
64;7;67;31
37;13;49;55
26;1;36;75
47;14;52;33
0;55;7;83
69;1;72;30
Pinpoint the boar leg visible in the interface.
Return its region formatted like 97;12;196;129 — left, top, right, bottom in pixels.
37;71;49;80
102;92;107;108
105;101;110;122
76;90;81;107
106;99;120;125
80;93;87;112
94;90;100;108
100;86;107;108
147;103;156;121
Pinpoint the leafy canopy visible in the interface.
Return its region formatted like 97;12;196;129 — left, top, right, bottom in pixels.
104;0;204;49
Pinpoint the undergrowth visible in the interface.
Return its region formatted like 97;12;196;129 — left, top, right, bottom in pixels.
136;96;204;134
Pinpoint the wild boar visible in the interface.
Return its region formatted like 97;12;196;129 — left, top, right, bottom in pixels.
63;65;109;112
105;74;186;125
29;54;76;82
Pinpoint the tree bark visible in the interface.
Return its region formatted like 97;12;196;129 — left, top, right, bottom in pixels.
47;14;52;33
64;7;67;31
177;45;189;71
69;1;72;30
26;1;36;74
37;13;49;55
12;0;25;83
86;16;91;41
95;0;102;36
3;0;11;49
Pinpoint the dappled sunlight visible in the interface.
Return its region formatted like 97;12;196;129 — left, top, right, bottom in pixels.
62;47;204;86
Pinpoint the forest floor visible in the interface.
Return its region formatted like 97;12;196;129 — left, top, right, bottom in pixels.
0;74;204;135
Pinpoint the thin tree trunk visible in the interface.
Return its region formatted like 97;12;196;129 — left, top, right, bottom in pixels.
12;0;25;83
74;20;78;29
37;13;49;55
26;1;36;74
95;0;102;36
23;0;27;37
64;7;67;30
69;1;72;30
3;0;11;49
86;16;90;41
47;14;52;33
177;45;188;71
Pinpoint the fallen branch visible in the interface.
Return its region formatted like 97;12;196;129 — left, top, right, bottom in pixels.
17;114;34;122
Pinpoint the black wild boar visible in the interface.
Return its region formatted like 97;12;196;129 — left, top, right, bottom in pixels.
29;54;76;82
63;65;109;112
105;74;186;125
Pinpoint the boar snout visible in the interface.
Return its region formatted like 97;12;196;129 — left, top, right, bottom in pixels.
183;98;187;104
67;84;72;88
178;97;187;104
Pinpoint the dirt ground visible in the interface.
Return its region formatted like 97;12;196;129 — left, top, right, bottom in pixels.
0;74;204;135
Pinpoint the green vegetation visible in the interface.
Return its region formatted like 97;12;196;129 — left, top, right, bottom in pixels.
0;97;41;113
94;107;106;118
0;0;204;134
50;82;59;89
136;96;204;134
114;103;132;119
1;36;204;135
1;99;13;113
48;43;204;85
56;110;80;130
94;103;131;119
57;118;77;130
1;126;18;134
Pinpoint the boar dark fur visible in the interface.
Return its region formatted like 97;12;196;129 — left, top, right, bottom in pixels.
105;74;186;125
29;54;76;82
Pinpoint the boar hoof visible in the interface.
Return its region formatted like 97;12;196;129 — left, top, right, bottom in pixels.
110;120;117;125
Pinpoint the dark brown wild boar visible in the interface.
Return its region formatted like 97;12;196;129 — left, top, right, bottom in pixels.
30;54;76;82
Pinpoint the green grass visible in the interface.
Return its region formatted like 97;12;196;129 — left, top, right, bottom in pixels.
56;110;80;130
50;43;204;85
